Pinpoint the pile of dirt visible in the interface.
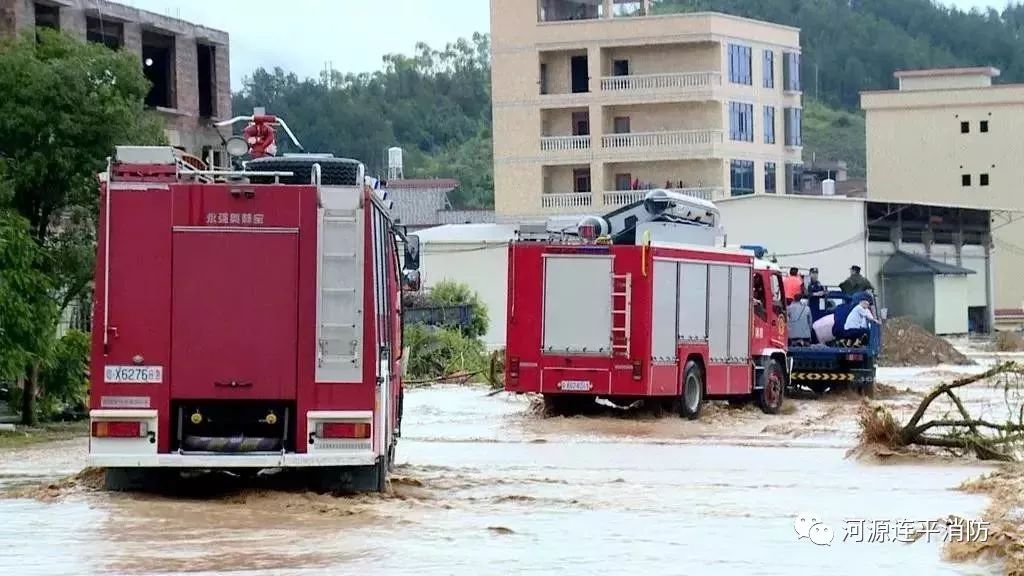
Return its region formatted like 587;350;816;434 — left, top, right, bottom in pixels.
947;466;1024;576
879;317;973;367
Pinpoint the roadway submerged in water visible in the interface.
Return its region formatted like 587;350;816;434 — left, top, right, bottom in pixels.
0;362;1007;576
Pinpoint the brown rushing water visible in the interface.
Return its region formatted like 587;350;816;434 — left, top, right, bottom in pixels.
0;369;1003;576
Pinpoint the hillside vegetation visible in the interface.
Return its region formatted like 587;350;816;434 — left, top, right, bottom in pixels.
232;1;1024;206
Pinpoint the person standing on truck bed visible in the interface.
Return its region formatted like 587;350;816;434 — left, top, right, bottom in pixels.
787;295;813;346
839;265;874;295
783;267;804;302
806;267;828;320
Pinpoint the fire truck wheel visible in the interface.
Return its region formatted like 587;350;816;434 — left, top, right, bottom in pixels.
758;359;786;415
679;361;705;420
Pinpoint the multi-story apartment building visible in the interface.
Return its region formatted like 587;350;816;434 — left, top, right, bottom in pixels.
1;0;231;162
861;67;1024;325
491;0;804;218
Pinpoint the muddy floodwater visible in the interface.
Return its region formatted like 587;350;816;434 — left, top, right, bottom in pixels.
0;363;1008;576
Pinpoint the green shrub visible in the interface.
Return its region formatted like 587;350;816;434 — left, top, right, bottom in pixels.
427;280;489;339
403;324;489;383
39;330;90;420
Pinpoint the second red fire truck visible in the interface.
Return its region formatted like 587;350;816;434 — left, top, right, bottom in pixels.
504;190;790;418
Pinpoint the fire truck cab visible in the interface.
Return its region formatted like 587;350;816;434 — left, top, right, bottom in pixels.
88;113;417;492
505;190;790;418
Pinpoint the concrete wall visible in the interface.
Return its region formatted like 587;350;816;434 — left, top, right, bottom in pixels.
420;242;511;350
492;5;803;219
716;195;868;286
934;275;971;334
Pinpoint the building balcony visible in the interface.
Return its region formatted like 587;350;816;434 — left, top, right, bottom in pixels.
540;135;592;152
602;187;722;206
541;192;594;211
602;129;724;154
600;71;721;93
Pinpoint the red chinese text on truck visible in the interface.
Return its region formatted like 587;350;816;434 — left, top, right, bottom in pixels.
504;190;791;417
88;113;421;492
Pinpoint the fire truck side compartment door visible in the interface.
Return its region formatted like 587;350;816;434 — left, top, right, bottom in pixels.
707;265;730;362
678;263;709;341
728;266;751;361
542;254;613;354
651;259;679;360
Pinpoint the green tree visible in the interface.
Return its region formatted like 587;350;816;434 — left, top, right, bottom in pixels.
0;29;165;424
0;209;57;424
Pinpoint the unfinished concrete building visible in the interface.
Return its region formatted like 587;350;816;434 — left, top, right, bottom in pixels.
1;0;231;163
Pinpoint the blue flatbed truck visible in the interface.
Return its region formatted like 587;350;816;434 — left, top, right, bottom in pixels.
788;289;882;397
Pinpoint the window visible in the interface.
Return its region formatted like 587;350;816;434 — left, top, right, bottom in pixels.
981;120;989;133
783;52;801;91
763;50;774;88
615;173;632;191
197;43;217;118
786;163;804;194
962;174;972;187
729;102;754;142
570;55;589;94
784;107;802;146
613;59;629;76
573;168;591;193
142;31;176;108
613;116;631;134
728;44;752;85
539;63;548;95
35;3;60;30
961;121;970;134
981;173;990;187
770;273;785;315
765;162;777;193
764;106;776;144
730;160;755;196
86;17;123;50
571;111;589;136
752;274;767;320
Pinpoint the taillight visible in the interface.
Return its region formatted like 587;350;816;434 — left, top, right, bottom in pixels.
848;353;864;361
319;422;371;439
509;356;520;379
92;421;146;438
632;359;643;381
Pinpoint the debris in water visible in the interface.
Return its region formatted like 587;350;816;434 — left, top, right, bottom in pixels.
947;466;1024;576
879;318;973;367
488;526;515;535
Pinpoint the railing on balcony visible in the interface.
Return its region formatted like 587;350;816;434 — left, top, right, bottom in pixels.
600;72;722;92
540;135;592;152
541;192;593;209
602;130;723;150
602;188;722;206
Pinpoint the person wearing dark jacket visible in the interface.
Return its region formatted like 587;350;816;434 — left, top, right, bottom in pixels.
806;267;828;321
839;265;874;295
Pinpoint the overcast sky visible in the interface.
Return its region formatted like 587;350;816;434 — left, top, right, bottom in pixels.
118;0;1004;90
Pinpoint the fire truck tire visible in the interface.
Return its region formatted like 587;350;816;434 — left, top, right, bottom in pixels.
679;361;704;420
757;359;786;415
245;157;362;187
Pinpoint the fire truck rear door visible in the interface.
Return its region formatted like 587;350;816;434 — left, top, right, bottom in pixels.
170;218;299;401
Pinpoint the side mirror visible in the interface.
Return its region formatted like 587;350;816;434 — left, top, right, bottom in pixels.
402;269;421;292
404;234;421;271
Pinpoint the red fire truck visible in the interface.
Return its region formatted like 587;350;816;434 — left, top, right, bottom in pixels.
504;190;790;418
87;112;420;492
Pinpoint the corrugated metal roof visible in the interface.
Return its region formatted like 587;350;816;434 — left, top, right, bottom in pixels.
880;251;975;277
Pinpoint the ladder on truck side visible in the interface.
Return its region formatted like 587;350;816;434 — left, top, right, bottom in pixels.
612;273;632;357
317;206;363;382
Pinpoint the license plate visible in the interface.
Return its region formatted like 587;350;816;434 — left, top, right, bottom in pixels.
558;380;592;392
104;365;163;384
